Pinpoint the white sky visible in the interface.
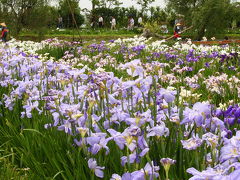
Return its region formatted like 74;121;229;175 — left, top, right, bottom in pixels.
51;0;240;10
51;0;167;9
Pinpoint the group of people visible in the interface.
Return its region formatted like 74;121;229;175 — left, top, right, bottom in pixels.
127;16;143;29
0;18;183;43
91;16;143;30
0;22;8;42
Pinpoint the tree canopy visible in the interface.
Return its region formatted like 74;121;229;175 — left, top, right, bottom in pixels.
0;0;49;34
167;0;234;39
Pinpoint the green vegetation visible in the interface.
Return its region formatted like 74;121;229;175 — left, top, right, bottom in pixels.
0;0;239;40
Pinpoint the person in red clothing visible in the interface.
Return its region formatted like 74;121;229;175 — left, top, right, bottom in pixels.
174;23;181;39
1;23;8;42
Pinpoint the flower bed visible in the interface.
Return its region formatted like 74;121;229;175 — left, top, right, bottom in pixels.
0;37;239;179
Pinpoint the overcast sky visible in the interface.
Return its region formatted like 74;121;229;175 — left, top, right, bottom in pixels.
51;0;167;9
51;0;240;10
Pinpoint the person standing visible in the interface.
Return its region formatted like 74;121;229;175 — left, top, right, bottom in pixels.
128;17;134;30
98;16;104;28
1;23;8;42
111;16;116;30
58;16;63;29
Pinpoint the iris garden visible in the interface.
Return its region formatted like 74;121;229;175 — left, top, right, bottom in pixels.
0;37;240;179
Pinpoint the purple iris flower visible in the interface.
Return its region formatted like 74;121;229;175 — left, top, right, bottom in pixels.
202;132;219;148
110;174;122;180
58;120;72;134
122;173;132;180
181;136;203;150
86;136;112;155
187;167;224;180
158;88;176;103
193;102;211;116
121;152;137;166
205;117;225;131
234;107;240;118
215;109;223;117
205;62;210;68
74;138;85;147
126;66;144;77
227;168;240;180
132;45;145;52
147;124;169;138
139;148;149;157
142;161;160;179
220;144;240;164
125;110;152;127
107;129;126;150
137;135;148;150
223;162;240;179
225;117;235;126
110;107;130;124
121;161;159;180
181;102;211;127
52;112;60;126
88;158;105;178
108;94;120;105
125;125;141;137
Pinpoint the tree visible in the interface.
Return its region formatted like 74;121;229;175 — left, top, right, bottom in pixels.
227;2;240;28
0;0;48;34
167;0;232;39
59;0;84;28
90;0;100;10
98;0;122;8
152;7;168;23
192;0;231;39
133;0;156;13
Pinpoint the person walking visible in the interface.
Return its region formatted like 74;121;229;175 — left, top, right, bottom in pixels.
1;23;8;42
98;16;104;28
111;16;116;30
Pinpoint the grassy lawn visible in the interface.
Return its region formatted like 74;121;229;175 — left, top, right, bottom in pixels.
17;27;240;42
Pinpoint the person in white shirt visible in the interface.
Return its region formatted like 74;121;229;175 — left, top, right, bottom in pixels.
98;16;103;28
111;17;116;30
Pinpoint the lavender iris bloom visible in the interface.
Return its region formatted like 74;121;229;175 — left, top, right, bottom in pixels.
88;158;105;178
58;120;72;134
107;129;126;150
158;88;176;103
86;136;112;155
147;123;169;138
110;174;122;180
121;153;137;166
187;167;224;180
202;132;219;148
121;161;159;180
181;136;203;150
205;117;225;132
52;112;60;126
220;144;240;164
181;102;211;127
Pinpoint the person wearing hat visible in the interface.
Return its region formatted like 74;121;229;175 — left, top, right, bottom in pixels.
174;23;181;39
1;23;8;42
